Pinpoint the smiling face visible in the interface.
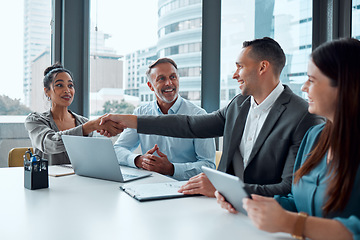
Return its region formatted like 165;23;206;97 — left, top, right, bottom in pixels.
302;59;338;121
232;47;261;97
147;62;179;104
45;72;75;108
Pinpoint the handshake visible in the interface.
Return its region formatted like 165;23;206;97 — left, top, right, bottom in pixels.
87;114;138;137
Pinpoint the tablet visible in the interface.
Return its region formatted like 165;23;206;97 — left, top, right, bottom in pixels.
202;166;251;214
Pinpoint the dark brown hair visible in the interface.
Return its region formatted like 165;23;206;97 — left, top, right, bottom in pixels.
294;38;360;215
43;62;73;90
243;37;286;77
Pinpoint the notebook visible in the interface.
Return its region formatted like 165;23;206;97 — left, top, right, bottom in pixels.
202;166;251;214
62;135;151;182
48;164;75;177
120;181;196;201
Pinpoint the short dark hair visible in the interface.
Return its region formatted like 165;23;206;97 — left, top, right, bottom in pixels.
146;58;178;81
243;37;286;77
43;62;73;90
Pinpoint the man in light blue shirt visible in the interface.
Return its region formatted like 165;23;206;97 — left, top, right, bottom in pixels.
114;58;215;180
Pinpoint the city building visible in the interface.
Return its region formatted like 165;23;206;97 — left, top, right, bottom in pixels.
23;0;51;107
129;0;313;107
26;8;128;114
133;0;203;106
30;50;127;114
124;46;157;99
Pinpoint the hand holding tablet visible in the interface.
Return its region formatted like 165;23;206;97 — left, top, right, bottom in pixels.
202;166;251;214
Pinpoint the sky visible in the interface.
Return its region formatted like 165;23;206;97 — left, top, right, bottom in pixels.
0;1;24;100
0;0;158;101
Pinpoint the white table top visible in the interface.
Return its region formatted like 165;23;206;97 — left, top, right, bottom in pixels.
0;167;292;240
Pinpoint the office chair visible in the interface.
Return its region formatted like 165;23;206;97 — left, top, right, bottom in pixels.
8;147;33;167
215;151;222;169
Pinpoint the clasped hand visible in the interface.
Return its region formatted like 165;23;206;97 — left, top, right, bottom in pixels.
97;114;137;137
90;115;125;137
135;144;174;176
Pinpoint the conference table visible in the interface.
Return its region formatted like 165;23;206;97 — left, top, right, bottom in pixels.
0;167;292;240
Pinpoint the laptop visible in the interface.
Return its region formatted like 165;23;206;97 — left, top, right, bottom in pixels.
62;135;151;182
202;166;251;214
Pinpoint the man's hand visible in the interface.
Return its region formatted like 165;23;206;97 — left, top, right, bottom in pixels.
215;191;238;214
135;144;174;176
99;114;138;129
178;173;216;197
83;115;125;137
96;120;124;137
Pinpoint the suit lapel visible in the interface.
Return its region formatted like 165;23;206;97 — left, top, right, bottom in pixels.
246;87;291;166
224;97;251;171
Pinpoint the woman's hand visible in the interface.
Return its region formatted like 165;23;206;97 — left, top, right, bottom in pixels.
242;194;295;233
82;115;125;137
215;191;238;213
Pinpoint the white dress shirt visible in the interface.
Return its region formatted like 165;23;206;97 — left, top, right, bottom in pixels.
239;83;284;167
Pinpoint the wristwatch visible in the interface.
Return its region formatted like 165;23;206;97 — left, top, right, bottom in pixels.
291;212;309;239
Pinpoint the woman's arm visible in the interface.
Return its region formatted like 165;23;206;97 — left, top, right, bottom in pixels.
243;195;353;240
25;113;84;154
25;113;123;154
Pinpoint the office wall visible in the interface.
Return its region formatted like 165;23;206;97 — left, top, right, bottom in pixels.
0;119;31;167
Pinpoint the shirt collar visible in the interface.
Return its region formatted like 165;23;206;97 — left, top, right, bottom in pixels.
155;95;182;114
250;82;284;111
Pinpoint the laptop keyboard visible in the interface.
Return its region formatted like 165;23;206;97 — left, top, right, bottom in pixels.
123;174;138;179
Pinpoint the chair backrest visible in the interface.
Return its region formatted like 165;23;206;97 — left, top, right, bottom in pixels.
215;151;222;169
8;147;33;167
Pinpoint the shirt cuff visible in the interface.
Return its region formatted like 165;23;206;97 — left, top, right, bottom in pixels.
71;124;85;136
172;163;183;180
128;153;140;168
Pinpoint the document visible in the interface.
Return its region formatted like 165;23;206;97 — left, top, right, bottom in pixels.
48;164;75;177
120;181;196;201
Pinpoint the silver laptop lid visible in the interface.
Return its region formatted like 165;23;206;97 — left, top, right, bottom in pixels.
62;135;124;182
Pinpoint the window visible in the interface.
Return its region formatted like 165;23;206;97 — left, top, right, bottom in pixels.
178;67;201;77
90;0;157;115
0;0;51;116
90;0;202;114
159;0;201;17
353;0;360;39
220;0;312;107
0;0;51;168
159;18;202;37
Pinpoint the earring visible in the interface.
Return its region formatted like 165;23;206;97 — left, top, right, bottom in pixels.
47;96;51;101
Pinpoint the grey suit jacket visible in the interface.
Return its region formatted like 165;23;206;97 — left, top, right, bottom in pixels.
137;85;324;196
25;110;91;165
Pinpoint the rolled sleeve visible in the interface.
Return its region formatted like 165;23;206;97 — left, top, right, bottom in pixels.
274;193;298;212
114;128;141;167
25;113;86;155
334;215;360;240
172;137;216;180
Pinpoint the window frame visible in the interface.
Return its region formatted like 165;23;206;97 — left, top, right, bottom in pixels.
52;0;353;117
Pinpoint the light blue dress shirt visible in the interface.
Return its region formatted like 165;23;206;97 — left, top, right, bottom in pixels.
114;96;216;180
275;123;360;239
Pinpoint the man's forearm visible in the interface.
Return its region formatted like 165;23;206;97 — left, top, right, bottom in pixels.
123;115;138;129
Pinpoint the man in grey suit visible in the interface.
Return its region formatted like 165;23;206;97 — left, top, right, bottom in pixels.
100;37;323;197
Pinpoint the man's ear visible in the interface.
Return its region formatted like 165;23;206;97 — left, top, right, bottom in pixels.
147;81;154;91
259;60;270;75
